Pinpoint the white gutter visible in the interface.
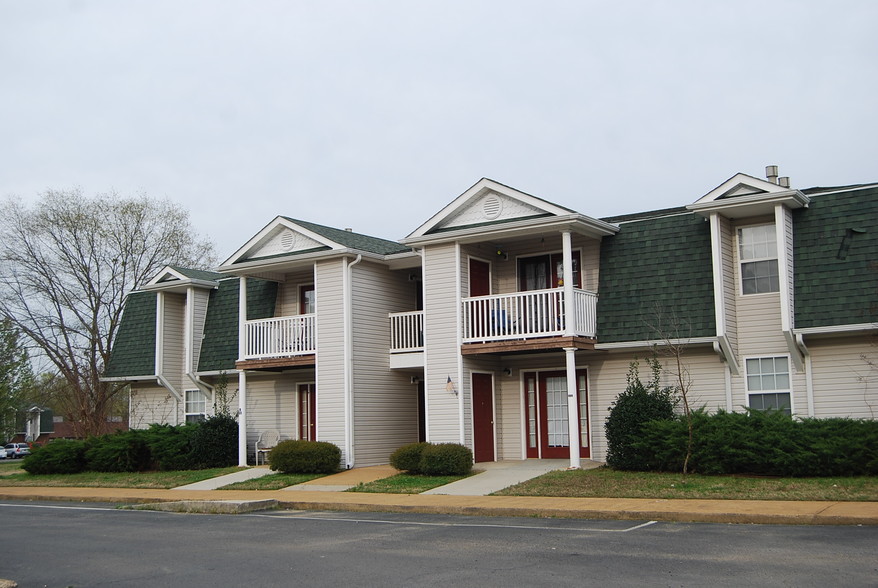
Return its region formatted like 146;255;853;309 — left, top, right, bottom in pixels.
218;248;385;274
343;254;362;468
595;336;716;350
416;248;429;441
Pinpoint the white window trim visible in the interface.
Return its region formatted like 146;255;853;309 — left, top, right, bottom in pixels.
184;389;208;423
743;355;793;414
737;223;779;296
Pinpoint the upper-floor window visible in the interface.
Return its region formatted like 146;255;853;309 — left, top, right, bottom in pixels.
300;285;315;314
745;356;791;415
738;224;778;295
185;389;207;423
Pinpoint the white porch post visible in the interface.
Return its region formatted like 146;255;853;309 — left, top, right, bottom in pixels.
562;231;575;336
237;276;248;467
564;346;581;469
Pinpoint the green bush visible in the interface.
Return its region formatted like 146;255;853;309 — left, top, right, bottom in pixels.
390;442;430;474
189;414;238;468
142;423;199;471
419;443;473;476
21;440;88;475
605;358;677;471
634;409;878;477
84;430;152;472
269;440;341;474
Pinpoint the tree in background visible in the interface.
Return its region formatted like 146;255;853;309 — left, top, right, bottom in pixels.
0;189;216;437
0;318;36;443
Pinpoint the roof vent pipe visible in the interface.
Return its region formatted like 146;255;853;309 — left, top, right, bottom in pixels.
765;165;779;184
778;176;791;188
345;228;353;232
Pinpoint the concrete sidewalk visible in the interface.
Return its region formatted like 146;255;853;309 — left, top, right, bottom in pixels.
0;485;876;525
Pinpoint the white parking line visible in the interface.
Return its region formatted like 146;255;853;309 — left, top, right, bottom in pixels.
252;511;659;533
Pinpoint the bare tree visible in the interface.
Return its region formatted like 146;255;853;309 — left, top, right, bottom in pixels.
647;304;695;474
0;189;216;437
0;318;35;442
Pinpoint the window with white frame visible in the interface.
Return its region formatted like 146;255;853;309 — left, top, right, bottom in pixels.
184;389;207;423
738;224;779;294
745;357;791;414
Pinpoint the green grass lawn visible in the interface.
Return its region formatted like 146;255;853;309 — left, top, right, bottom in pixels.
493;466;878;501
217;473;324;490
0;466;244;489
347;473;471;494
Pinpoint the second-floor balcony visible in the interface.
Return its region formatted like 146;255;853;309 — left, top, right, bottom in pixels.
388;288;597;354
243;314;316;360
462;288;597;343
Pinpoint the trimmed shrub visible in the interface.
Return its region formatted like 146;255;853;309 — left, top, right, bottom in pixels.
390;442;430;474
634;409;878;477
269;440;341;474
419;443;473;476
189;414;238;468
605;359;677;471
21;440;88;475
85;430;152;472
142;423;199;471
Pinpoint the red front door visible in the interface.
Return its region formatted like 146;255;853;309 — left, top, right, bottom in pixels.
298;383;316;441
469;258;490;297
524;370;589;459
472;373;495;462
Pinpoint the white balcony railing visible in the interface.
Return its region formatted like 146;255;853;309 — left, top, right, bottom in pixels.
243;314;316;360
389;310;424;353
462;288;597;343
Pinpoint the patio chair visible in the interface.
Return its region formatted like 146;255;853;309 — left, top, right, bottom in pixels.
255;429;281;465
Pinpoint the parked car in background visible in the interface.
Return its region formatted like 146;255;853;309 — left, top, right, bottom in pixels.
4;443;30;459
0;448;5;459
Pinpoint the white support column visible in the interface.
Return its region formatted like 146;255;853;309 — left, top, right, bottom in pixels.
562;231;575;336
564;346;581;469
237;370;248;466
238;276;248;466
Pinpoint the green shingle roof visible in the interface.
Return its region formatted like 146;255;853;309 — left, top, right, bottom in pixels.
597;212;716;343
794;185;878;328
197;277;278;372
281;217;411;256
104;291;157;378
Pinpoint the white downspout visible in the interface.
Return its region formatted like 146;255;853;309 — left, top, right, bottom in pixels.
417;247;430;441
237;276;248;467
455;242;465;445
344;254;362;469
796;334;815;417
184;287;214;402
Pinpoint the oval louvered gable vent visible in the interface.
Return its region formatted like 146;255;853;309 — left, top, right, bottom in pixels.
280;230;297;251
482;195;503;220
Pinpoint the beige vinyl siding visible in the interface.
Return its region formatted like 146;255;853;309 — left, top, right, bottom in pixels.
276;268;316;316
587;348;727;461
808;336;878;418
190;289;211;372
161;293;186;419
129;384;178;429
720;215;738;352
351;261;420;466
244;373;299;452
314;258;347;458
423;242;463;443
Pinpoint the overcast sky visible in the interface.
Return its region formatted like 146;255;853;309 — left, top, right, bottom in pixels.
2;1;875;261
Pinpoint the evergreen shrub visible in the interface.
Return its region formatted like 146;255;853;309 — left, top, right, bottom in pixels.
269;440;341;474
389;442;430;474
21;440;88;475
84;430;152;472
635;409;878;476
605;358;677;470
189;414;238;468
142;423;199;471
419;443;473;476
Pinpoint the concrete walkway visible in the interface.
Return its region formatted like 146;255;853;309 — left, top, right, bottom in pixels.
423;459;593;495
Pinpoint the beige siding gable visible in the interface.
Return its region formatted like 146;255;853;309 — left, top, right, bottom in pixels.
241;225;325;261
437;191;548;232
